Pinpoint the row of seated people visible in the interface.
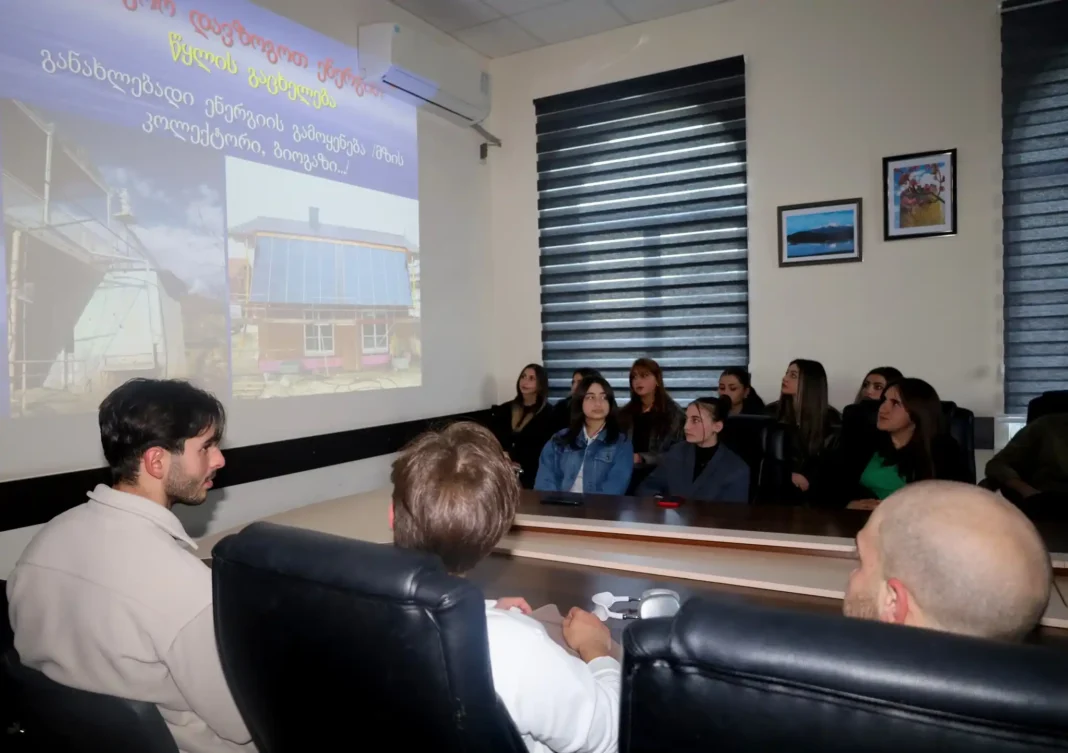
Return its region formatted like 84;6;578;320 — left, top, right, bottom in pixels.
2;381;1059;752
492;358;975;509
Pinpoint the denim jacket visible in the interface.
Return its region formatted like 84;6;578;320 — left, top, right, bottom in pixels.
534;429;634;495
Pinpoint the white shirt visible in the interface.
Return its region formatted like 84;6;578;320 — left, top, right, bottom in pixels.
485;601;620;753
6;485;254;753
569;427;601;494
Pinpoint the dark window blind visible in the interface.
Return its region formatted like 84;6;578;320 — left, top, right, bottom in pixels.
534;56;747;404
1002;0;1068;413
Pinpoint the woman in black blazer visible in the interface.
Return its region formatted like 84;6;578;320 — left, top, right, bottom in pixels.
638;396;750;503
766;359;841;501
491;364;557;489
831;377;968;509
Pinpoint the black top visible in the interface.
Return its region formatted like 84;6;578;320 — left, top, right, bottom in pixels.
693;443;719;481
739;393;766;415
490;402;556;490
631;412;653;454
765;401;842;499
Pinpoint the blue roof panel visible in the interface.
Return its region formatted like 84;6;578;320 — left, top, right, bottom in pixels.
248;237;412;307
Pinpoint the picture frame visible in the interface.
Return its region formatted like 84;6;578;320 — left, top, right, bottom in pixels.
777;198;863;268
882;148;957;240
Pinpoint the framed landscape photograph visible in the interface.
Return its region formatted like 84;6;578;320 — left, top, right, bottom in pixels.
883;149;957;240
777;198;863;268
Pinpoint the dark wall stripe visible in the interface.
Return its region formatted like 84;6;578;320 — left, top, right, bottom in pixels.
0;409;491;533
0;408;996;534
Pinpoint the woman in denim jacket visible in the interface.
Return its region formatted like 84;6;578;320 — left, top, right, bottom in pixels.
535;375;633;495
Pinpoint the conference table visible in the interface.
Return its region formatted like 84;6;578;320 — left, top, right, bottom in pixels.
197;489;1068;646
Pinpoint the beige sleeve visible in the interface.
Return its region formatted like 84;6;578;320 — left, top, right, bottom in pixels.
166;605;254;746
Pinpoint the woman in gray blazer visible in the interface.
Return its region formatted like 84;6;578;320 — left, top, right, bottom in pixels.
637;396;750;503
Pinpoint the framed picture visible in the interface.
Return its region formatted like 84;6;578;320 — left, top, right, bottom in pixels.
882;149;957;240
777;198;863;268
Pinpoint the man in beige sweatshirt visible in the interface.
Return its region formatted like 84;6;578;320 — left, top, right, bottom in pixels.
7;378;255;753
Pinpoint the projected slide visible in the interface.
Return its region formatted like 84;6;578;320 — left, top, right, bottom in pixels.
0;0;419;418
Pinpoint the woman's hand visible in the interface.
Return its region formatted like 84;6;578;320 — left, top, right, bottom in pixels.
494;597;533;615
846;499;881;511
634;453;643;465
791;473;810;492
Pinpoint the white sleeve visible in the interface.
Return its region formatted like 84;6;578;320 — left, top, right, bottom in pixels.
166;606;254;746
490;619;621;753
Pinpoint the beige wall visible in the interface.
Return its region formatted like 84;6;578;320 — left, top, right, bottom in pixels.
487;0;1003;413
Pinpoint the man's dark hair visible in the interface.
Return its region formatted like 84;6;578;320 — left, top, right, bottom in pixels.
391;421;519;573
99;378;226;483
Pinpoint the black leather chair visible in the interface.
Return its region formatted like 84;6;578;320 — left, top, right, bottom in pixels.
941;401;976;484
1;648;177;753
841;398;879;434
721;414;771;502
212;522;526;753
720;416;794;504
1027;390;1068;424
620;596;1068;753
757;422;796;503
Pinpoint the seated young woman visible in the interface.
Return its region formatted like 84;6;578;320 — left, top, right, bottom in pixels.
766;359;841;499
619;358;685;491
550;367;602;432
535;375;634;495
491;364;557;489
835;377;969;510
637;395;750;503
718;367;766;416
854;366;903;403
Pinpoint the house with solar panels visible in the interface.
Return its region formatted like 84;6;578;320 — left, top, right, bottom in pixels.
229;208;418;377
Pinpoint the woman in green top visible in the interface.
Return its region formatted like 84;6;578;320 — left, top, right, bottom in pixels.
832;378;969;510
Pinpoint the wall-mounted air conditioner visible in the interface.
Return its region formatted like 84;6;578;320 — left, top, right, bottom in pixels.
359;23;492;128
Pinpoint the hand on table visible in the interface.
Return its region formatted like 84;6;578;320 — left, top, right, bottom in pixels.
846;499;880;511
563;607;612;663
494;597;532;615
791;473;810;492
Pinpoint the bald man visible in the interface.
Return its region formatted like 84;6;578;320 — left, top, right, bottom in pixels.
843;480;1053;640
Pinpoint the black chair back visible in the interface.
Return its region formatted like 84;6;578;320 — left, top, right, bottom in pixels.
1;648;177;753
721;415;771;502
758;422;796;503
621;596;1068;753
941;401;976;484
1028;390;1068;424
211;522;525;753
841;398;879;435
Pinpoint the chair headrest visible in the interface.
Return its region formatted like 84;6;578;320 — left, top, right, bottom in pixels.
624;596;1068;733
212;521;462;607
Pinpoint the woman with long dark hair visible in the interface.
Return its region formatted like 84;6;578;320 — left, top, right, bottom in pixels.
619;358;684;490
491;364;556;489
535;375;633;494
835;378;967;508
638;395;750;503
718;367;765;416
767;359;841;497
854;366;904;403
550;367;603;432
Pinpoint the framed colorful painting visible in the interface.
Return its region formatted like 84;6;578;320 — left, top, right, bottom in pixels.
777;198;863;268
883;149;957;240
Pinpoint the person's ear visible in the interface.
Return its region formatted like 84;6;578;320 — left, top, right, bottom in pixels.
882;578;911;625
143;447;168;482
711;419;725;435
388;502;394;530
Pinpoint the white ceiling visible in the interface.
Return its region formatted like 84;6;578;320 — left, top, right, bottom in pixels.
389;0;732;58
